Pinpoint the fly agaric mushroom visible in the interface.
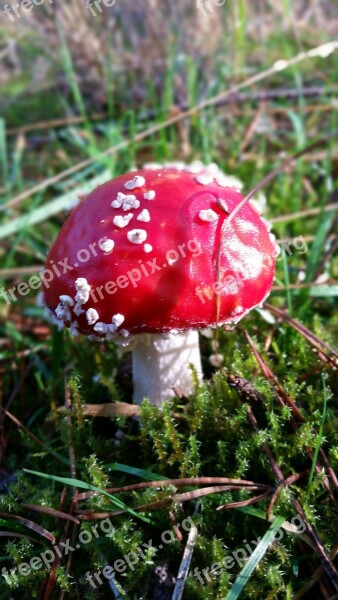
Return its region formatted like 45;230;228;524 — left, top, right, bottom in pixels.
43;163;278;407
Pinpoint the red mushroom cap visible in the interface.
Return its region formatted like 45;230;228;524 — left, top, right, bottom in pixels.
43;166;277;340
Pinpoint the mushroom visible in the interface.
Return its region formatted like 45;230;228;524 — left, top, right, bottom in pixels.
43;164;277;408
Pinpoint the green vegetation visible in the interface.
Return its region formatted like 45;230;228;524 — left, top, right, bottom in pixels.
0;2;337;598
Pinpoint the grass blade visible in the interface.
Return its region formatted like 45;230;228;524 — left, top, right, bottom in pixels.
24;469;154;524
224;516;285;600
307;374;328;492
107;463;168;481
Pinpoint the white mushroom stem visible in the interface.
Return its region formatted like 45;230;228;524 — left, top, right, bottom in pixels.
132;330;203;408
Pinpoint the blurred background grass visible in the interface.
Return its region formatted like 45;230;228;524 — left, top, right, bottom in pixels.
0;1;338;599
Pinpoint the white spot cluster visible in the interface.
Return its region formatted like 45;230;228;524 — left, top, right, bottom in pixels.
113;214;134;228
111;192;126;208
112;192;140;211
137;209;150;222
75;277;91;305
108;175;155;249
52;294;76;327
124;175;146;190
199;209;218;223
86;312;132;346
195;173;214;186
56;303;71;322
122;196;140;211
46;283;132;344
112;313;125;328
59;295;74;307
93;322;108;334
74;303;84;317
127;229;147;244
86;308;99;325
99;239;115;253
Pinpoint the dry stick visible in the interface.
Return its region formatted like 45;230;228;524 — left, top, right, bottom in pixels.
2;41;338;214
171;523;198;600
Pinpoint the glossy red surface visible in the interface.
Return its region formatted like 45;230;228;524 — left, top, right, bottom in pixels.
43;169;276;335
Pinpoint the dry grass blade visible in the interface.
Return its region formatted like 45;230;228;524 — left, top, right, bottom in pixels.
58;401;141;418
0;512;55;543
77;499;172;519
217;490;272;510
75;477;271;501
0;532;36;541
266;472;306;521
174;485;271;504
22;504;80;524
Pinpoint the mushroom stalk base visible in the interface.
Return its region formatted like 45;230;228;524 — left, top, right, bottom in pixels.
132;330;202;408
